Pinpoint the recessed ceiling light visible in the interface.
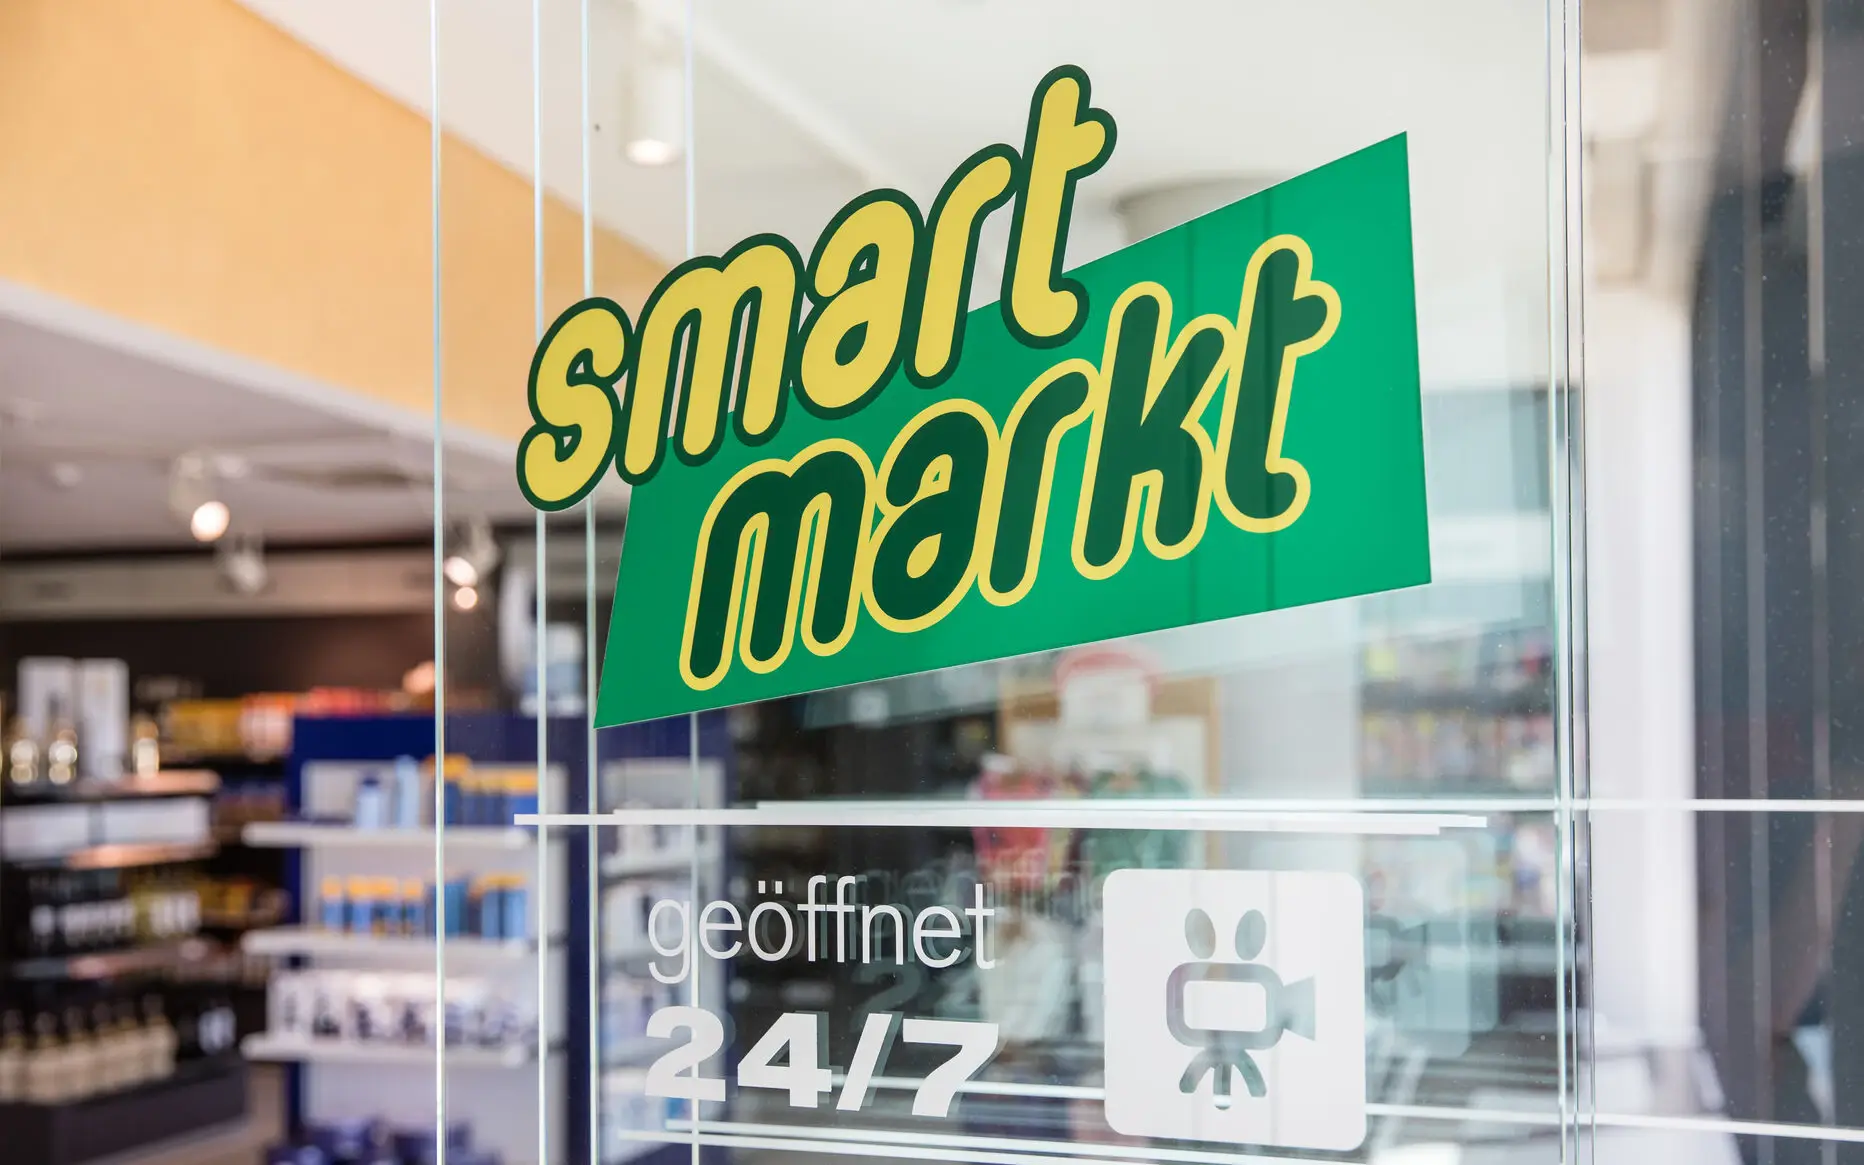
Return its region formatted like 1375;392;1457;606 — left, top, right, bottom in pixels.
626;137;680;167
444;554;479;588
625;19;685;168
190;499;231;543
452;585;480;612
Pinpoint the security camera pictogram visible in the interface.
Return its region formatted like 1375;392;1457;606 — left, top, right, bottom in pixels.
1166;906;1317;1105
1102;869;1365;1150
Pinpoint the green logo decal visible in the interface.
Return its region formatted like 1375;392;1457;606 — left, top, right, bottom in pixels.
516;66;1430;727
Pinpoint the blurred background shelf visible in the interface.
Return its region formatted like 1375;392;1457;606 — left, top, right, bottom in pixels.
241;1033;534;1069
0;1059;247;1165
242;822;532;851
0;769;221;803
241;926;536;970
8;936;221;981
599;846;714;879
7;839;219;871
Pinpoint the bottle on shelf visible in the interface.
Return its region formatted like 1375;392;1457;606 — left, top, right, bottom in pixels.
118;999;151;1089
24;874;58;958
143;995;177;1081
0;1011;24;1101
62;1007;98;1101
94;1002;127;1092
24;1012;65;1104
6;717;39;788
45;719;79;785
130;714;161;777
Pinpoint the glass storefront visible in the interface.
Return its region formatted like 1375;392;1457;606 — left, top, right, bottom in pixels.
517;4;1587;1164
5;1;1864;1164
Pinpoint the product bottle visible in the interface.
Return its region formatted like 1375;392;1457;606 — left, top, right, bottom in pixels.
502;875;528;942
0;1011;25;1101
130;715;161;777
92;1003;124;1092
345;877;371;935
119;1000;151;1088
24;1012;62;1103
353;771;385;829
27;875;57;958
179;874;201;936
393;755;424;829
143;995;176;1081
62;1007;97;1101
45;720;79;785
118;872;140;944
54;872;79;954
402;880;427;937
4;718;39;788
319;877;347;931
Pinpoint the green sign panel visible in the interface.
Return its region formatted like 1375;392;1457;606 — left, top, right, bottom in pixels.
516;66;1429;727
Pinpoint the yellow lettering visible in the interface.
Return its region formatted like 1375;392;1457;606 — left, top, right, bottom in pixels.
912;148;1016;384
627;240;802;478
517;299;628;510
1003;66;1114;345
799;195;919;415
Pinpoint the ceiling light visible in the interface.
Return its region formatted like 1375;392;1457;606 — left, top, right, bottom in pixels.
47;462;82;489
625;21;685;167
446;518;501;589
453;585;480;612
626;137;680;167
217;535;267;596
190;500;231;543
170;452;234;543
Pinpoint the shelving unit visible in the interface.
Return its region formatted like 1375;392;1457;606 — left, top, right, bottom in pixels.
243;1033;534;1069
0;768;246;1162
245;732;568;1165
599;845;715;880
243;822;533;851
0;1058;248;1165
1;769;222;802
243;926;534;970
597;757;727;1162
9;936;218;981
11;839;220;872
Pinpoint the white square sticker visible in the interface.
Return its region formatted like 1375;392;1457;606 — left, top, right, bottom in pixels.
1101;869;1366;1151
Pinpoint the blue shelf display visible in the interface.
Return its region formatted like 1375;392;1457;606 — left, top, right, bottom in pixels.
276;711;730;1165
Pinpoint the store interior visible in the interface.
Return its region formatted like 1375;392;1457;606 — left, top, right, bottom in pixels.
0;0;1841;1162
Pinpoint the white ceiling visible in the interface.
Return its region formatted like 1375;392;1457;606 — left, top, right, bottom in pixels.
239;0;1566;389
0;282;535;552
1;0;1724;553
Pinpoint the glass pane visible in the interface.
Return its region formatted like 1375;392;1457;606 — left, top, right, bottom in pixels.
573;3;1580;1163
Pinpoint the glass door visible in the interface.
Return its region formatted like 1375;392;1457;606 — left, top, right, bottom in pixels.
433;2;1587;1162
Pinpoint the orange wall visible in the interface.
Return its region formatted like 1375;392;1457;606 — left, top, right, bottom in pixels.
0;0;663;440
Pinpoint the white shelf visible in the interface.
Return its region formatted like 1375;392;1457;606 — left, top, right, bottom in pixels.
242;1033;534;1068
243;822;533;850
600;847;714;879
602;942;661;965
603;1037;665;1068
242;926;534;968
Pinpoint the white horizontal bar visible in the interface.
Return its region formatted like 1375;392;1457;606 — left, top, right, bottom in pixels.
243;822;536;850
1589;1110;1864;1144
613;1127;1286;1165
669;1119;1314;1165
608;1073;1864;1147
863;1074;1100;1101
242;1033;532;1068
521;805;1480;836
782;796;1864;814
1582;797;1864;814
